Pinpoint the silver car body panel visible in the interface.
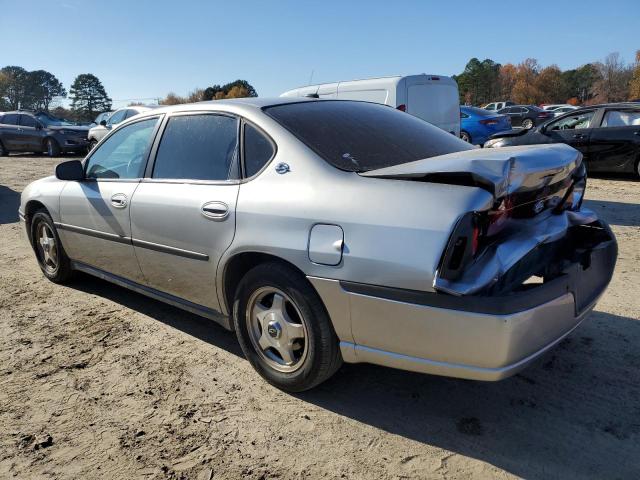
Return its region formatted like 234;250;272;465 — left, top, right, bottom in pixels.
309;276;597;381
19;97;616;381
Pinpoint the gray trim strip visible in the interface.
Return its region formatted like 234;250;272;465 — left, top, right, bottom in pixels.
132;238;209;261
55;222;209;261
71;261;230;329
55;222;131;245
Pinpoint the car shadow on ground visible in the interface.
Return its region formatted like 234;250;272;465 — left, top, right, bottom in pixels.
0;184;20;224
583;199;640;227
69;272;244;358
299;309;640;479
66;273;640;479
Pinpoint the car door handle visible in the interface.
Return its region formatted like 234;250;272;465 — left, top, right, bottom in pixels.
573;133;586;139
201;201;229;220
634;131;640;136
111;193;128;208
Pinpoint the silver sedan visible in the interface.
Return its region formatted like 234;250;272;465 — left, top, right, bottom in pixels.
19;98;617;391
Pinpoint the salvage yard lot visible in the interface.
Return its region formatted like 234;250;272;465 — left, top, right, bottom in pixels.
1;155;639;479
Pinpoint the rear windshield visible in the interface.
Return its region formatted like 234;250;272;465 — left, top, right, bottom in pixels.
463;107;496;117
264;101;472;172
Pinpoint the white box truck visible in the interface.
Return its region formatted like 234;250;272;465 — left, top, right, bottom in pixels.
280;74;460;135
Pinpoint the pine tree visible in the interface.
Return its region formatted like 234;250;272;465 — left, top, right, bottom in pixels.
69;74;112;121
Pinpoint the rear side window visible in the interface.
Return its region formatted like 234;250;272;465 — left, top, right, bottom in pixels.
1;114;18;125
19;115;37;127
601;110;640;127
264;101;472;172
243;123;274;177
153;114;239;181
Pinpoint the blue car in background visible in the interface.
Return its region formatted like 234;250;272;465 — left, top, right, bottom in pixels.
460;106;511;145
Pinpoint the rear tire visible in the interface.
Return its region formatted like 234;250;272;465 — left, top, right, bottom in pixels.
30;210;73;283
522;118;534;129
44;138;60;157
89;139;98;152
233;262;342;392
0;141;7;156
460;131;472;143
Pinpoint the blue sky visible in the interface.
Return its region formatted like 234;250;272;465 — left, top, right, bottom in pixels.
1;0;638;108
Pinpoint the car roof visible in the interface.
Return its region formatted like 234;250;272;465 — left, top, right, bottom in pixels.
130;97;322;117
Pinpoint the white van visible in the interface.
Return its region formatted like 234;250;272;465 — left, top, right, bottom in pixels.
280;74;460;135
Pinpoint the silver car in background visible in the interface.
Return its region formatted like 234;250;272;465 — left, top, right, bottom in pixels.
19;98;617;391
88;105;158;150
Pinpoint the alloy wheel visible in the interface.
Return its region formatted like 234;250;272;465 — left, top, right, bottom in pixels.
245;287;309;373
36;223;58;274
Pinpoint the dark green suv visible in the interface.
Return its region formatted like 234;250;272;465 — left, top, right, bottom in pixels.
0;111;90;157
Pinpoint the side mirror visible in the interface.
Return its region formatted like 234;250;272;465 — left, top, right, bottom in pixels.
36;123;44;130
539;125;546;134
55;160;84;181
100;120;107;126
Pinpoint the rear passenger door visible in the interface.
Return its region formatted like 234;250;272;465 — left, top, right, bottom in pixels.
589;108;640;173
0;114;21;150
130;112;241;310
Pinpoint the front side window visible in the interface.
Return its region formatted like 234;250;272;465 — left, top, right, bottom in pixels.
152;114;238;181
548;111;595;131
243;123;274;177
264;101;472;172
601;110;640;128
19;115;38;128
85;117;159;179
107;109;127;126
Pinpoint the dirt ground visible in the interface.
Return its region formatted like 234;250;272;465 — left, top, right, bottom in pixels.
0;154;639;480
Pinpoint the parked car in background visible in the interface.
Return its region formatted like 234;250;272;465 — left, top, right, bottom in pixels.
88;105;158;149
0;111;89;157
19;98;616;391
542;104;572;111
459;106;511;145
281;74;460;135
497;105;553;129
91;111;113;127
551;105;579;117
485;103;640;177
482;101;514;112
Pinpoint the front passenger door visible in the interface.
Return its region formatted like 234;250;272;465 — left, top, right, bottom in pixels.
18;114;44;152
58;116;161;281
542;110;596;160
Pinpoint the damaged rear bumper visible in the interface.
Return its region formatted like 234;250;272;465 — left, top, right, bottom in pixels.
308;221;617;381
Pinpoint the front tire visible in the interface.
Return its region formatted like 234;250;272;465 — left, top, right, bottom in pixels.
0;141;7;156
233;262;342;392
460;130;472;143
30;210;73;283
89;139;98;152
44;138;60;157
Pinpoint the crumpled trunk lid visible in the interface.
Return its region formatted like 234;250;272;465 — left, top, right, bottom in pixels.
361;143;582;203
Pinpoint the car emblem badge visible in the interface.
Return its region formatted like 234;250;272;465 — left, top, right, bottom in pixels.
533;199;545;214
275;162;290;174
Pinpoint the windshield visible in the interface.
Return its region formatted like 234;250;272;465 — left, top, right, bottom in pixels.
35;113;75;127
264;101;473;172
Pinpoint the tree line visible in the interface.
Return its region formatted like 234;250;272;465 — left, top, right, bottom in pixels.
454;50;640;106
0;66;258;122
